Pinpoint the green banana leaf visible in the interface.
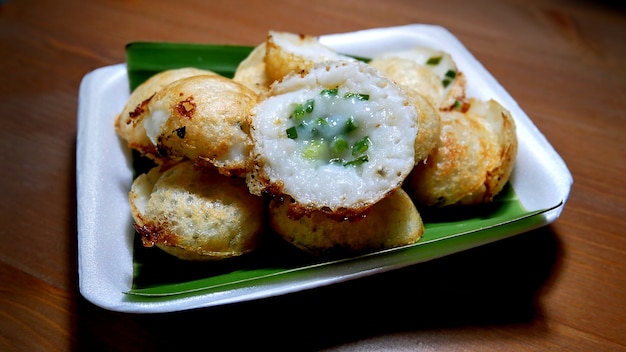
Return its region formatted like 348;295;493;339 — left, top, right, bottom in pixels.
126;42;253;88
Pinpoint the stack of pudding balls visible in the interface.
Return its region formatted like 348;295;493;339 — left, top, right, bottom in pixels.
114;30;518;260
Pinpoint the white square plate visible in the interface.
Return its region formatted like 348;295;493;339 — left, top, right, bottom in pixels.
77;24;572;313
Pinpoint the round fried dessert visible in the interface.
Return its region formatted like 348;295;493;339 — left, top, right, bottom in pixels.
115;67;218;162
129;161;266;261
405;98;518;207
369;47;467;110
264;30;355;83
269;188;423;256
248;60;418;217
143;74;258;176
233;42;271;96
370;57;444;108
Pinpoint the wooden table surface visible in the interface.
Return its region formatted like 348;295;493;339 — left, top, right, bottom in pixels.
2;0;625;350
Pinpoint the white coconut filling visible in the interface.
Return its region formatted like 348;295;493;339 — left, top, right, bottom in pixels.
144;108;169;146
130;167;160;218
252;61;418;210
282;89;377;166
132;177;150;216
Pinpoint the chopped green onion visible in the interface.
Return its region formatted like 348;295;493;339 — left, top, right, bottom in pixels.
344;92;370;101
304;99;315;113
426;56;442;65
344;116;358;133
303;139;327;159
445;70;457;79
442;79;452;88
344;155;369;166
285;89;373;166
329;154;369;167
330;136;349;155
453;100;463;111
352;136;370;156
286;126;298;139
291;103;305;120
320;87;339;97
291;99;315;120
309;118;329;138
314;117;329;126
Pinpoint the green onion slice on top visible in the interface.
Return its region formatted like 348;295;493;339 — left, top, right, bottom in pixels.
285;88;372;166
426;56;442;65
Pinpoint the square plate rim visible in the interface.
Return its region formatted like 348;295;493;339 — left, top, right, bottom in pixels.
76;24;573;313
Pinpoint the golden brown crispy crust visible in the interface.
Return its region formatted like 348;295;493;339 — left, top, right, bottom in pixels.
264;31;315;83
233;42;272;96
405;98;517;207
269;188;423;256
129;161;266;261
263;30;355;83
149;74;258;177
369;57;444;107
115;67;218;164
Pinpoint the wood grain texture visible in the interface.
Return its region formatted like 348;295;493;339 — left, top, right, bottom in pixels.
1;0;624;350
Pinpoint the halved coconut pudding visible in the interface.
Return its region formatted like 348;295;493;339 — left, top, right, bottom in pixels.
248;60;419;218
